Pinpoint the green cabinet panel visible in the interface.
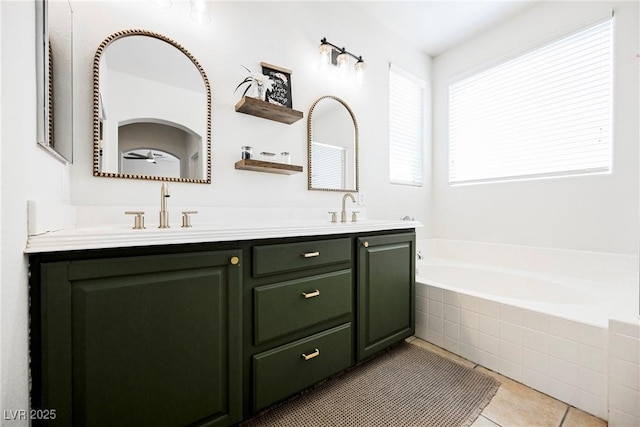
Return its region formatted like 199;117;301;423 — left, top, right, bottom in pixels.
252;238;351;277
32;228;417;425
252;323;352;411
38;251;242;427
254;270;352;344
357;233;415;360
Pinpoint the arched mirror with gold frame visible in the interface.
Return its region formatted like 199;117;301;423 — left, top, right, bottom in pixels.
307;96;359;192
93;29;211;183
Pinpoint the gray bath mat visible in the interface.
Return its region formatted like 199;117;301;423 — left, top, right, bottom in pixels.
242;341;500;427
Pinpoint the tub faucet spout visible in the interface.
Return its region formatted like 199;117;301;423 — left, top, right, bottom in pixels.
159;182;170;228
341;192;356;223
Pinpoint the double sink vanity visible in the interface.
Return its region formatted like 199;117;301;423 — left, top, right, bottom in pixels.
26;214;418;426
31;5;418;425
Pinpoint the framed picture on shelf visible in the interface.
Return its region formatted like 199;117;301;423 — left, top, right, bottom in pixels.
260;62;293;109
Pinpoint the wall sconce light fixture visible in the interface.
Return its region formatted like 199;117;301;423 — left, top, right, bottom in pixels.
319;37;366;83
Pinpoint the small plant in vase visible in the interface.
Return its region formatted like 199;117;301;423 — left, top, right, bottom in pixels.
235;65;274;101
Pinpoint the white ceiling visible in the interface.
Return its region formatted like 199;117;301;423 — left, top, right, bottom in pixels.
352;1;538;56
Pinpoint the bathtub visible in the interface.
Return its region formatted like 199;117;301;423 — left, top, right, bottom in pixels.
414;239;640;423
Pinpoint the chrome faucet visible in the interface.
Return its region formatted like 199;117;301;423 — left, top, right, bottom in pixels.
341;192;356;223
159;182;170;228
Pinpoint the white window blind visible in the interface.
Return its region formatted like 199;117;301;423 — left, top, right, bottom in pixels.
389;64;425;186
311;141;346;189
449;19;613;185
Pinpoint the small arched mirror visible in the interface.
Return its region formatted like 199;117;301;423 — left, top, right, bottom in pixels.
307;96;359;192
93;30;211;183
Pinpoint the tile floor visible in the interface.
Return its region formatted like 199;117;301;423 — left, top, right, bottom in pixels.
406;337;607;427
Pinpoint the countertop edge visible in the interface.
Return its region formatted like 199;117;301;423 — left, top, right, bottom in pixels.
25;221;422;254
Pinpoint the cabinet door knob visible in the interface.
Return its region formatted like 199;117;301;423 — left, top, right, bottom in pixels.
302;290;320;299
230;256;240;265
301;251;320;258
301;349;320;361
362;241;369;248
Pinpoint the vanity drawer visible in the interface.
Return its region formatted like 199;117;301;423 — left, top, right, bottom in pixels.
252;323;352;411
252;238;352;277
254;270;352;344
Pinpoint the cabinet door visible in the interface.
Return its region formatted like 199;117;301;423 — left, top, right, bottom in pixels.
38;251;242;427
357;233;415;360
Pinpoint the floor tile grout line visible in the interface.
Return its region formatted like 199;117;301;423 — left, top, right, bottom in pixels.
558;405;570;427
480;414;504;427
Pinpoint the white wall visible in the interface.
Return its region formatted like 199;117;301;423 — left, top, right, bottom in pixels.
70;1;432;230
1;1;72;419
432;1;639;254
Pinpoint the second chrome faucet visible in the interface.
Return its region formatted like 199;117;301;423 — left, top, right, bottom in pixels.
159;182;171;228
341;192;356;223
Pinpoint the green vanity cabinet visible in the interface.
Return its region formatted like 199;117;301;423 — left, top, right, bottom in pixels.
29;228;416;425
32;250;242;427
357;233;415;361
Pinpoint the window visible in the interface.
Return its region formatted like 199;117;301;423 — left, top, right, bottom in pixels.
449;19;613;185
389;64;425;186
311;141;346;189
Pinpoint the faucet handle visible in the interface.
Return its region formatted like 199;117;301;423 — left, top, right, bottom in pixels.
328;211;338;223
351;211;360;223
124;211;145;230
181;211;198;228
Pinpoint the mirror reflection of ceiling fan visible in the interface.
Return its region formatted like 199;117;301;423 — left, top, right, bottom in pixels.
123;150;167;164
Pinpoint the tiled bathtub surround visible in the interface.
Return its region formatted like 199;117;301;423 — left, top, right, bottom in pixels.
415;239;640;424
608;318;640;426
416;284;609;419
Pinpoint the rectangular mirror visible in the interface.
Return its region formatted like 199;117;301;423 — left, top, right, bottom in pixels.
36;0;73;162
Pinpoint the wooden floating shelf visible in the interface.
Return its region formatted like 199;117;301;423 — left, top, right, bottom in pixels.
235;159;303;175
234;97;304;125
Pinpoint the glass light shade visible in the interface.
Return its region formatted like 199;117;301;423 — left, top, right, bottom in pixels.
318;43;332;66
354;60;366;84
336;52;349;71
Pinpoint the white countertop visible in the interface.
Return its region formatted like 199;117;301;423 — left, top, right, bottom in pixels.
25;219;422;253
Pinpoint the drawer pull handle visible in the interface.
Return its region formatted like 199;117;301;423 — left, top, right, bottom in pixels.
362;241;369;248
302;290;320;299
302;251;320;258
302;349;320;361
